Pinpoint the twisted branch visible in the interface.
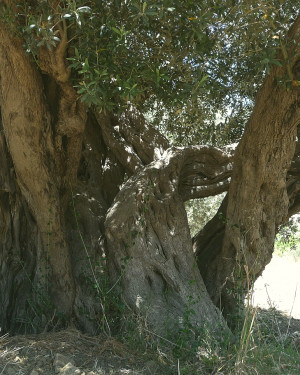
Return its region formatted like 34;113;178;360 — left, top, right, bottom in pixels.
95;107;169;174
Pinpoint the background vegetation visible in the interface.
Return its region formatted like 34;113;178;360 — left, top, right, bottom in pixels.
3;0;298;144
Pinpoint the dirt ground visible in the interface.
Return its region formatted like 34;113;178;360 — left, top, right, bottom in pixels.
0;328;164;375
252;254;300;319
0;255;299;375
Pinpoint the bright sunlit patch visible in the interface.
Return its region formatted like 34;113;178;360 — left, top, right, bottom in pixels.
136;295;144;309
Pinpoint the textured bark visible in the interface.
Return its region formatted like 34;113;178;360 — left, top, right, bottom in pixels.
95;108;170;175
194;17;300;322
287;125;300;217
0;27;76;319
0;107;124;334
97;103;233;334
0;23;124;334
105;146;232;335
194;130;300;290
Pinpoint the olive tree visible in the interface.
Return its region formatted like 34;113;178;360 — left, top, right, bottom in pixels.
0;0;299;336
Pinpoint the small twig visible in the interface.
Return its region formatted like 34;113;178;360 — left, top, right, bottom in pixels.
43;309;57;333
0;361;10;374
286;284;298;336
264;284;282;338
106;274;123;295
143;328;190;352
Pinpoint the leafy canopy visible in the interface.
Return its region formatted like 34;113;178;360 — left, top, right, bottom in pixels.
1;0;299;145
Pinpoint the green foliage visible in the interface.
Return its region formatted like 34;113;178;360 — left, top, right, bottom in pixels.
234;308;300;375
275;216;300;258
185;193;225;236
123;305;300;374
1;0;299;145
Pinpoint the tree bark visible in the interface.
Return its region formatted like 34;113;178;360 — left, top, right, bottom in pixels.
0;23;125;334
0;26;76;319
194;17;300;323
194;129;300;292
1;5;300;340
105;146;232;336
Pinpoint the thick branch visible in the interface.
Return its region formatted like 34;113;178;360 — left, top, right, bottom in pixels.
38;22;86;197
0;22;75;316
95;107;169;174
105;144;231;336
0;24;54;222
196;16;300;321
95;112;144;174
115;108;170;165
96;107;233;197
194;130;300;289
39;20;71;84
178;146;233;201
193;196;228;280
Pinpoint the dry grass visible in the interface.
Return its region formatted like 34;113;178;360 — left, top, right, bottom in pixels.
0;307;299;375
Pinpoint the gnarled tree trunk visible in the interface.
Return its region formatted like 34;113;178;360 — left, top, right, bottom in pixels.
105;146;232;335
1;5;300;340
194;16;300;323
0;23;125;334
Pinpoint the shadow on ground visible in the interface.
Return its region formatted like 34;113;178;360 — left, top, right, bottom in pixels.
0;308;299;375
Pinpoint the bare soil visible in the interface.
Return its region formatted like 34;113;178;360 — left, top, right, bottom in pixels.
252;254;300;319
